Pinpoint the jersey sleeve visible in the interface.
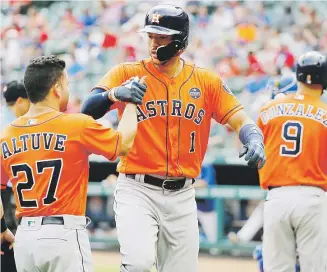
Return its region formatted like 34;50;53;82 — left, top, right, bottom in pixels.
80;116;122;161
93;64;128;91
210;75;244;125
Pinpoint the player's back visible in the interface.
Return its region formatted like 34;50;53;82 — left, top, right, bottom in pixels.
258;93;327;190
1;111;120;218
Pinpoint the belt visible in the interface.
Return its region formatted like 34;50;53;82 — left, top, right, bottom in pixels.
126;174;194;190
18;216;64;225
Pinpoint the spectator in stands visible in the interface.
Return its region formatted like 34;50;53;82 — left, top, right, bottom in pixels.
80;8;97;27
275;43;295;74
1;0;326;163
67;54;85;79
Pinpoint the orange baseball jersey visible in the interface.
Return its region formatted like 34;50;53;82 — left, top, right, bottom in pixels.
257;94;327;190
1;111;121;218
95;58;243;178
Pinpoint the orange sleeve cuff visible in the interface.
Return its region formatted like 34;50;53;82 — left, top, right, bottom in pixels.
109;131;122;162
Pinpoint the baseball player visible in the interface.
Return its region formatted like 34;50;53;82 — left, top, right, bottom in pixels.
0;55;145;272
229;74;299;244
81;5;266;272
0;80;28;272
2;80;30;118
1;81;30;233
228;74;300;271
257;51;327;272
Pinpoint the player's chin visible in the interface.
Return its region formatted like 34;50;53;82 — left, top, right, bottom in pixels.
150;54;161;65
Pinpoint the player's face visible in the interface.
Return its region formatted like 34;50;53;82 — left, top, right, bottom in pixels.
147;33;173;64
58;70;70;112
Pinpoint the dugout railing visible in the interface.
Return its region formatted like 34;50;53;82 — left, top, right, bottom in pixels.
87;183;266;256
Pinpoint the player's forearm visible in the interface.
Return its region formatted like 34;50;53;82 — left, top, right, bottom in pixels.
117;104;138;156
227;110;263;143
227;110;255;134
81;88;114;119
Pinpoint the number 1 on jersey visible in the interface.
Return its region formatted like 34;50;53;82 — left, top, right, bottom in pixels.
189;131;196;153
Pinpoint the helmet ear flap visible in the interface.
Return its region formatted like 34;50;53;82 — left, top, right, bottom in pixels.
173;33;188;50
156;40;183;61
296;51;327;89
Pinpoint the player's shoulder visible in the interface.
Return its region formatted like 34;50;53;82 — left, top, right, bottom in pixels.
192;63;220;80
259;93;327;112
288;94;327;109
316;98;327;110
110;60;147;77
259;94;294;112
60;112;94;122
57;113;97;130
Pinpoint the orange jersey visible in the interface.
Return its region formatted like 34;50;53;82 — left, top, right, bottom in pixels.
257;94;327;190
1;111;121;218
95;58;243;178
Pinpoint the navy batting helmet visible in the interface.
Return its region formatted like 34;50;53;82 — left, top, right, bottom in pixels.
3;80;27;104
296;51;327;90
138;4;189;62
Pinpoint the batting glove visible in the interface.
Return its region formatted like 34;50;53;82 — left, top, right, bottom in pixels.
239;142;266;169
112;77;147;105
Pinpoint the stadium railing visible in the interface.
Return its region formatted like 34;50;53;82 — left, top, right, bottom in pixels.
87;183;266;255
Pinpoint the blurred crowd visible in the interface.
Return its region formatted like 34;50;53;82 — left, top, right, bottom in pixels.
2;0;327;245
1;0;327;163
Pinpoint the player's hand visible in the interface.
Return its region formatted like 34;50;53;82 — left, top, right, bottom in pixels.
113;76;147;105
239;142;266;169
1;229;15;255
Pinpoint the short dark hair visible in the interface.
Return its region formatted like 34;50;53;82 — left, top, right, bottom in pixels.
3;80;27;105
24;55;66;103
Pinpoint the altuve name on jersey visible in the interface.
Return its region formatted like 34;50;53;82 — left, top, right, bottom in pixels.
1;132;67;160
136;99;205;125
260;103;327;127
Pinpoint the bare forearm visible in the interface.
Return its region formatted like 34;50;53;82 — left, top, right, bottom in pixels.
227;110;255;134
117;104;138;155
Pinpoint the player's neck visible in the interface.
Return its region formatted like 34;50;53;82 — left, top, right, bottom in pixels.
24;100;59;118
297;83;322;98
154;57;183;79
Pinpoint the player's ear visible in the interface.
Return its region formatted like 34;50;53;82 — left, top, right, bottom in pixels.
53;83;61;99
15;97;23;105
